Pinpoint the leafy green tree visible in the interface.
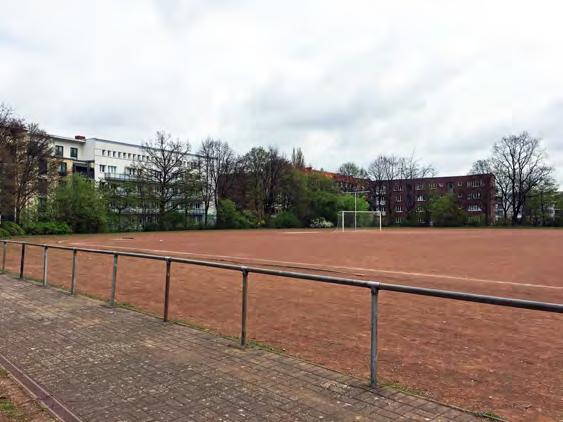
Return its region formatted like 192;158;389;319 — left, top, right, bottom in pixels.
429;194;467;227
524;178;560;225
338;162;367;178
50;174;108;233
216;199;251;229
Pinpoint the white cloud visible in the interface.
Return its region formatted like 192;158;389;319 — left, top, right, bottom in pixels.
1;0;562;183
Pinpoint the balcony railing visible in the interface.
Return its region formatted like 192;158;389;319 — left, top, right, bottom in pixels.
103;173;137;181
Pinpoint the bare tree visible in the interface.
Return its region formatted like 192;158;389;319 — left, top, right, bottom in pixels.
0;104;56;223
197;138;238;224
398;154;436;180
243;146;290;220
490;132;553;225
468;159;492;175
135;131;191;228
367;155;401;221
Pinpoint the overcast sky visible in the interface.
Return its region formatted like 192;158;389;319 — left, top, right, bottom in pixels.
1;0;562;184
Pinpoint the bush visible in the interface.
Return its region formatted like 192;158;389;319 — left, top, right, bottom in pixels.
51;174;108;233
216;199;252;229
466;214;487;227
269;211;302;228
0;221;25;236
0;228;10;238
430;194;467;227
309;217;334;228
24;222;72;235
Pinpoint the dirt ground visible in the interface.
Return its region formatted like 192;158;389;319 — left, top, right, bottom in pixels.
0;367;54;422
2;228;562;421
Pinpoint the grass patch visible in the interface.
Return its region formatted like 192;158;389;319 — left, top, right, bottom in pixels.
0;396;24;421
476;410;505;420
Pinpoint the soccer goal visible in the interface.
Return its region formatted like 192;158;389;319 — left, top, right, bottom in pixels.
337;211;382;232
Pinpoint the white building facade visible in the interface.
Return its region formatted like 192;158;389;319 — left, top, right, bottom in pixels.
48;135;215;227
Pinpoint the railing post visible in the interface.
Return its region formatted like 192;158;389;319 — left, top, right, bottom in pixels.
1;241;6;272
163;258;171;322
241;269;249;347
42;246;49;287
70;249;77;295
19;243;26;279
110;254;118;306
370;286;379;387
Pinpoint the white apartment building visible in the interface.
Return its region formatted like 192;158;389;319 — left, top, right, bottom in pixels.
48;134;215;226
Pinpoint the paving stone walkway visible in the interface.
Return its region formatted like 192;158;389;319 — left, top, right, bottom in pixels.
0;275;482;421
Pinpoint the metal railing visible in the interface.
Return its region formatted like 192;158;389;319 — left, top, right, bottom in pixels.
1;239;562;387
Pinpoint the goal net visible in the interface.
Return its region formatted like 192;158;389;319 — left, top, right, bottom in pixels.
336;211;382;231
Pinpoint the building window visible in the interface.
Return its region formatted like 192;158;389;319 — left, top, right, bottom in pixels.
416;184;424;190
467;192;481;200
70;147;78;159
457;181;463;187
429;183;437;189
118;152;122;158
396;195;402;202
467;205;482;212
55;145;64;157
393;184;403;192
128;153;131;159
102;149;106;156
438;183;444;188
99;164;106;173
395;217;403;224
112;151;116;157
108;166;117;173
458;193;463;199
395;205;403;213
447;182;454;193
416;195;425;202
58;162;67;176
416;206;424;213
467;180;483;188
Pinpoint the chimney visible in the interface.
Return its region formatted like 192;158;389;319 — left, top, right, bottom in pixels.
75;135;86;140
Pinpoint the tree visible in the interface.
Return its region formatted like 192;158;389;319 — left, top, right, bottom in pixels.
216;199;251;229
135;131;192;229
397;154;436;218
50;174;108;233
490;132;553;225
243;146;290;221
429;194;466;226
367;155;401;223
103;181;139;231
0;104;56;224
338;162;367;178
291;147;305;169
469;159;492;175
524;177;559;225
197;138;239;225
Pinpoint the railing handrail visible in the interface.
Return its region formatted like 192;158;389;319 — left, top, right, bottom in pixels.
2;239;562;314
2;237;563;388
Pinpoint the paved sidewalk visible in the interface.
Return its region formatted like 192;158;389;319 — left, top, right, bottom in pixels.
0;275;481;421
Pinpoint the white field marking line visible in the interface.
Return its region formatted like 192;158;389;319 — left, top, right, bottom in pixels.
282;231;322;234
66;241;563;291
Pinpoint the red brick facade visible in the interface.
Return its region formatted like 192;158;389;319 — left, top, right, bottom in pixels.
304;168;496;225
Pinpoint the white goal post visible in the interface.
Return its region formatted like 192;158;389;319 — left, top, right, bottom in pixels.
337;211;382;232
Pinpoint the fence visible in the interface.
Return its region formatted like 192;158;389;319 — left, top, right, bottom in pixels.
1;239;562;387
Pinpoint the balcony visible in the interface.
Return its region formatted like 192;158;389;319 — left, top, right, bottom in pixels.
104;173;137;181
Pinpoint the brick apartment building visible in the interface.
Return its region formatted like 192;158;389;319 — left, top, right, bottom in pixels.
305;168;497;225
